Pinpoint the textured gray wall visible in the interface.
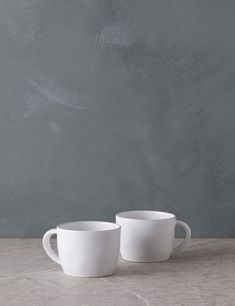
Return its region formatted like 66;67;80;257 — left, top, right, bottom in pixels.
0;0;234;237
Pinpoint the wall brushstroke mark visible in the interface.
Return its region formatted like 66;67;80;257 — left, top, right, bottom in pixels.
23;72;95;117
96;21;136;51
0;0;37;45
49;120;60;134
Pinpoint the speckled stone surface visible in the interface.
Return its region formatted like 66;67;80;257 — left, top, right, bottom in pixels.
0;239;234;306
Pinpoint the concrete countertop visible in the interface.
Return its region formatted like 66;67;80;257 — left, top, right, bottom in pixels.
0;239;234;305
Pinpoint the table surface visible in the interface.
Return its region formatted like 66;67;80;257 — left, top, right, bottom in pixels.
0;239;234;306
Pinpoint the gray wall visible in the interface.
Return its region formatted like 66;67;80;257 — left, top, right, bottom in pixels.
0;0;234;237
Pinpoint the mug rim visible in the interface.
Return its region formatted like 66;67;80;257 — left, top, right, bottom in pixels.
57;221;120;232
116;210;176;221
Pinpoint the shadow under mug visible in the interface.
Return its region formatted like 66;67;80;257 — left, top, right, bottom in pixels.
116;210;191;262
42;221;120;277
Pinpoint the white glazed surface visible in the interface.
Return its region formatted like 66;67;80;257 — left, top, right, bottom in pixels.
43;221;120;277
116;210;191;262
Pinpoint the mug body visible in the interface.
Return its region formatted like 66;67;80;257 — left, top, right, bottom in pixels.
116;211;176;262
57;221;120;277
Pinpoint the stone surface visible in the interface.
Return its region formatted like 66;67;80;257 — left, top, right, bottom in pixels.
0;239;234;305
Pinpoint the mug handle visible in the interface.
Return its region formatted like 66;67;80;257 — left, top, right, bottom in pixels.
173;220;191;252
42;228;61;265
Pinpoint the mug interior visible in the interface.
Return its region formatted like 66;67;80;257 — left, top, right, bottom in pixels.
57;221;120;232
116;210;175;220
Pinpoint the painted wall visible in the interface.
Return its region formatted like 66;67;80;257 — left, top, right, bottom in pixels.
0;0;234;237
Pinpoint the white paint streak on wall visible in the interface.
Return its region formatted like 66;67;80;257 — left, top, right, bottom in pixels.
0;0;37;44
133;124;173;189
97;21;136;50
43;120;60;188
23;74;94;117
49;120;60;133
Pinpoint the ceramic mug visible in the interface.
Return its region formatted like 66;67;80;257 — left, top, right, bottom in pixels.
43;221;121;277
116;210;191;262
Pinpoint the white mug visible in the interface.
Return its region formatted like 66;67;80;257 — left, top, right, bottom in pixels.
116;210;191;262
42;221;121;277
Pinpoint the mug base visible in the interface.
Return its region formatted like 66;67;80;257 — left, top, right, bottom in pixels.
62;269;116;278
121;256;170;263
